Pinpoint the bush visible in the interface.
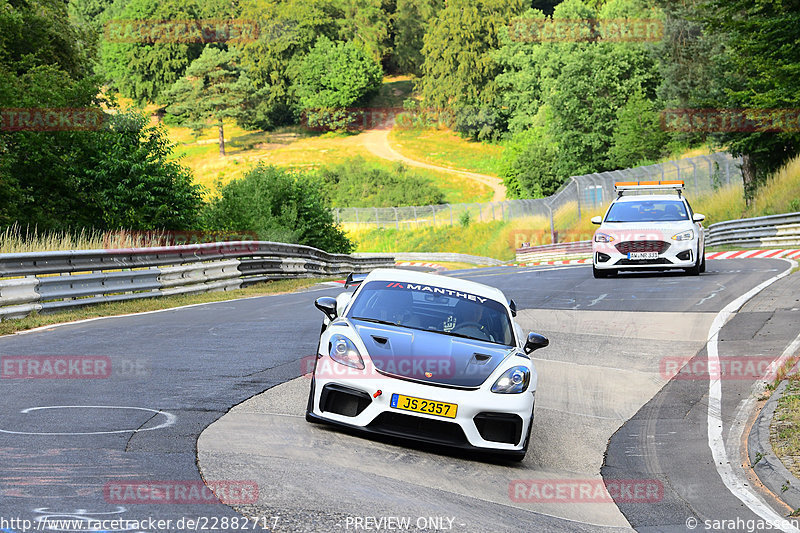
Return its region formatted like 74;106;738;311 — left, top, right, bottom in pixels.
316;158;445;208
203;165;352;253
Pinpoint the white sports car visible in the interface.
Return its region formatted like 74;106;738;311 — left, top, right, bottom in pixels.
592;180;706;278
305;269;549;460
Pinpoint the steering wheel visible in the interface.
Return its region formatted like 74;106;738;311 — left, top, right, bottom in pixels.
452;322;490;340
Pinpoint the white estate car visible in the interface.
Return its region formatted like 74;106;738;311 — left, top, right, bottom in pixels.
591;181;706;278
305;268;549;461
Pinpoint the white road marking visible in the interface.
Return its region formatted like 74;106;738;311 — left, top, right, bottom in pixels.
706;257;800;530
587;293;608;307
0;406;177;435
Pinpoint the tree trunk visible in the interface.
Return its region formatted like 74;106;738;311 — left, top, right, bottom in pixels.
741;153;756;206
218;122;225;157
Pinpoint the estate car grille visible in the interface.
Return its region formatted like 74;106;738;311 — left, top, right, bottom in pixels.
615;241;670;254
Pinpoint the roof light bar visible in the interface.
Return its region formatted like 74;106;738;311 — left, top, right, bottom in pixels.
615;180;685;197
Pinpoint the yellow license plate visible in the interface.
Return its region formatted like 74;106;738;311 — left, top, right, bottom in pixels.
390;394;458;419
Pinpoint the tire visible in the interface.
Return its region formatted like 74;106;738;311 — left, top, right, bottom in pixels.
699;250;706;273
686;249;702;276
593;265;610;278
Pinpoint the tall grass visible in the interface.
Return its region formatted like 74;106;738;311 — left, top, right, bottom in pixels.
747;155;800;217
0;226;170;253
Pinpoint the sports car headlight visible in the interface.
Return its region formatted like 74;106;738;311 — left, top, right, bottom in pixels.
594;233;614;243
672;229;695;241
491;366;530;394
329;335;364;369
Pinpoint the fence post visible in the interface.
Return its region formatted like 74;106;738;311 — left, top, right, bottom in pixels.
374;207;379;229
412;206;418;228
572;177;581;221
449;204;453;226
393;207;399;230
431;205;436;225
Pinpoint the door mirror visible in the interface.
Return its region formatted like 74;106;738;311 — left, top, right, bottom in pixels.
591;216;602;225
315;297;338;321
693;213;706;223
524;332;549;354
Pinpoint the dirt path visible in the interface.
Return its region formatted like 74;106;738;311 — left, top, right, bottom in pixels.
361;126;507;202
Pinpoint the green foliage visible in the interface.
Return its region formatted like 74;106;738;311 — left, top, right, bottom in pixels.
1;0;93;79
609;91;671;168
68;0;117;34
293;36;383;130
335;0;392;65
691;0;800;200
418;0;525;110
165;48;267;155
391;0;443;75
316;157;444;208
500;116;561;199
0;0;202;231
99;0;204;104
203;164;353;253
237;0;342;128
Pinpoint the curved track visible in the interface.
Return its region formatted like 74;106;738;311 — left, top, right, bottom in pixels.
0;260;797;532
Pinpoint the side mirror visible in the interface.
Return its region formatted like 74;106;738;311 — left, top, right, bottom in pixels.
314;297;338;321
591;216;602;225
524;332;549;354
509;299;517;317
693;214;706;223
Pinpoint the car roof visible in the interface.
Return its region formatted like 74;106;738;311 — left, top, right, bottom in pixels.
362;268;509;304
613;194;687;203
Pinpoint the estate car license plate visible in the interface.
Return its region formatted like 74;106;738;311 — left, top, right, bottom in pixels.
390;394;458;419
628;252;658;260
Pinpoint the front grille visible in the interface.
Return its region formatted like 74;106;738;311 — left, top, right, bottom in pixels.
368;412;468;446
473;412;523;445
616;241;670;254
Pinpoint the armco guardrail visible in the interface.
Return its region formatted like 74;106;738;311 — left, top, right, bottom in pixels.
516;241;592;263
353;252;507;266
0;242;393;321
706;212;800;248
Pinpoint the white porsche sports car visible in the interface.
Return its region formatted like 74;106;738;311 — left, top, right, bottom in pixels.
305;269;549;460
591;180;706;278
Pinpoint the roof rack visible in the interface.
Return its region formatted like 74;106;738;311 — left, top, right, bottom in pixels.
615;180;684;197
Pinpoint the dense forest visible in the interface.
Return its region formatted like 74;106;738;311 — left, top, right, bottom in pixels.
1;0;798;252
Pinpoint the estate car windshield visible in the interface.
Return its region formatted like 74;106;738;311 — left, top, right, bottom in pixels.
605;200;689;223
347;281;515;346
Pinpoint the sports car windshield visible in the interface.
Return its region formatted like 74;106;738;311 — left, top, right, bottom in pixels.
347;281;515;346
605;200;689;222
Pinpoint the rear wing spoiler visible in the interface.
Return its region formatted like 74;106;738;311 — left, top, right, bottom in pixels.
615;180;684;197
344;273;368;289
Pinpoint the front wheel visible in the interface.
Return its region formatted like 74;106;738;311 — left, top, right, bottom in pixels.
593;265;611;278
686;250;702;276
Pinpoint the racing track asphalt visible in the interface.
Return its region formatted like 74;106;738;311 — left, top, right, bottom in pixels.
0;259;796;532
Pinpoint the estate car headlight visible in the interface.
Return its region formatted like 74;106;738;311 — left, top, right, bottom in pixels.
328;334;364;369
491;365;530;394
594;233;614;243
672;229;695;241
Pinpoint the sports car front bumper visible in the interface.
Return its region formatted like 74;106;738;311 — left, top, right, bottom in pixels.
308;371;535;455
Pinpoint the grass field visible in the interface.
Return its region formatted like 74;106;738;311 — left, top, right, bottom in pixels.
389;128;505;177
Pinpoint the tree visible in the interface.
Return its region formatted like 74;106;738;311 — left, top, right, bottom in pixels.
335;0;392;65
500;109;562;198
99;0;204;104
293;36;383;130
68;0;117;34
391;0;443;75
609;91;671;168
165;48;266;156
237;0;342;128
418;0;525;110
692;0;800;201
203;165;353;253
